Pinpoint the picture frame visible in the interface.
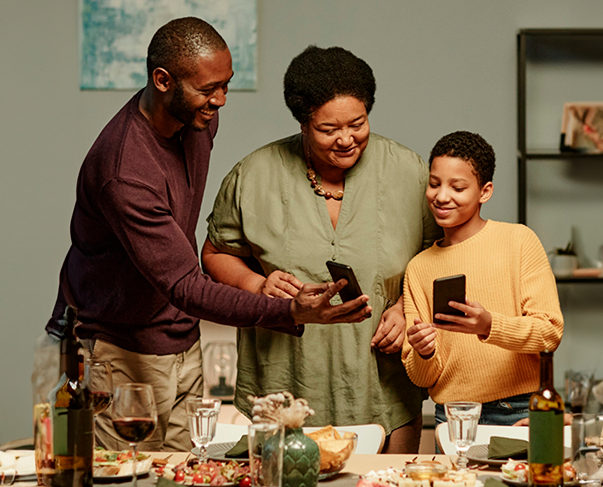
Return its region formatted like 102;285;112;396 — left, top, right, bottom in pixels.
560;102;603;153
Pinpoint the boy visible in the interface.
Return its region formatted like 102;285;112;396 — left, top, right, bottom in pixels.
401;131;563;425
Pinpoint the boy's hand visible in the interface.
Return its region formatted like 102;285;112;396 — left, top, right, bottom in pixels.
434;299;492;338
371;302;405;354
407;318;437;358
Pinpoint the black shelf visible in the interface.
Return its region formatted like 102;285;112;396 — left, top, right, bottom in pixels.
524;151;603;160
555;276;603;284
517;28;603;224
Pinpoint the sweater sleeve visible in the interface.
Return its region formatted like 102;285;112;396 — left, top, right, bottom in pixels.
401;261;445;388
481;226;563;352
99;178;300;335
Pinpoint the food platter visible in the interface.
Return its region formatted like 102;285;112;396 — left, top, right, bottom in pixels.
93;449;153;480
500;474;527;487
191;442;241;462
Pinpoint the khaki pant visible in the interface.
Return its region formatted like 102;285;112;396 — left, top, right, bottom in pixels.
91;339;203;452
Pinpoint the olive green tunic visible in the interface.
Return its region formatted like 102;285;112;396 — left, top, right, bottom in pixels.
206;133;441;433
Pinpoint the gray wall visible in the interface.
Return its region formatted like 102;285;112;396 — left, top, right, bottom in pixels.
2;0;603;443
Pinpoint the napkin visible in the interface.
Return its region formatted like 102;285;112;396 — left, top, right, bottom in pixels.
158;476;181;487
485;477;508;487
225;435;249;458
487;436;528;460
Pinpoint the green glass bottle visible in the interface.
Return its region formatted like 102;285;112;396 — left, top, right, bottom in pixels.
528;350;564;487
48;306;94;487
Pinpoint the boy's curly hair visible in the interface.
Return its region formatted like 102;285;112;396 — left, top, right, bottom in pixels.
429;131;496;187
284;45;376;125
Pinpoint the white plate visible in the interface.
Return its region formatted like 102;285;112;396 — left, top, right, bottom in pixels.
0;452;17;472
191;442;242;462
467;444;571;467
500;474;527;487
94;468;152;481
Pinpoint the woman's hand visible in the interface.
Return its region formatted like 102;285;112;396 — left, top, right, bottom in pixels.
371;301;405;354
434;300;492;338
259;271;304;298
407;318;437;358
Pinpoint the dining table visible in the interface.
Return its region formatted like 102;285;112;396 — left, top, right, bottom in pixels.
7;450;501;487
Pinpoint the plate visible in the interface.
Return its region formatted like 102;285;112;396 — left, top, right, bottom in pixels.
467;444;572;467
500;474;527;487
94;469;151;481
191;442;242;462
0;452;17;472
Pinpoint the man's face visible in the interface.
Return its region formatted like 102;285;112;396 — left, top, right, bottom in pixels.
167;49;233;132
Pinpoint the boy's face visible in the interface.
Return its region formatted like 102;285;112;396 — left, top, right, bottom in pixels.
426;156;492;230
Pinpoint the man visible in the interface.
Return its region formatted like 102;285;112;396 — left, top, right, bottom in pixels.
45;17;370;451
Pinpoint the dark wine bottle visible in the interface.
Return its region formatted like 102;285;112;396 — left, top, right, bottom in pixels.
528;350;565;487
48;306;94;487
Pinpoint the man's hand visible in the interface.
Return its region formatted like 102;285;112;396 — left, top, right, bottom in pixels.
407;318;437;358
290;279;372;325
434;299;492;338
259;271;303;298
371;302;406;354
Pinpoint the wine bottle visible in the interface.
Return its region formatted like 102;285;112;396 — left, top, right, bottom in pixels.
48;306;94;487
528;350;564;487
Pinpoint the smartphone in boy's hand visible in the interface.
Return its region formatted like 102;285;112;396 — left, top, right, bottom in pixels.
433;274;466;324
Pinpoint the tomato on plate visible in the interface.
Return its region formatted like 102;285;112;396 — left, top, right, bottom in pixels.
239;476;251;487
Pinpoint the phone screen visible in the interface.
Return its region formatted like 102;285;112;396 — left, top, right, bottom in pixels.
432;274;466;324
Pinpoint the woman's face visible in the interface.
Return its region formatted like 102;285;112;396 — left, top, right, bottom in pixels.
303;96;370;172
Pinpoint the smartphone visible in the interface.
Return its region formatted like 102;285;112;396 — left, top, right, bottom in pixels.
326;261;367;308
433;274;466;324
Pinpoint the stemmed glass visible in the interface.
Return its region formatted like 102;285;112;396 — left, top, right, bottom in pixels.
85;360;114;416
186;397;221;464
444;401;482;469
112;384;157;487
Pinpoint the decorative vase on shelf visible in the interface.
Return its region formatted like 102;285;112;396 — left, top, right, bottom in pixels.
282;427;320;487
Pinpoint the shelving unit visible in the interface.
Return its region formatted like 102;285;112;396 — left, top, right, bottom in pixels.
517;29;603;282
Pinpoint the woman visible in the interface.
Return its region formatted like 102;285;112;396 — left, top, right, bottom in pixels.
202;45;441;453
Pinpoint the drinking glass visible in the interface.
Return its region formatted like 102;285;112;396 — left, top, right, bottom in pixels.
112;384;157;487
444;401;482;469
186;398;221;464
85;360;114;416
248;423;284;487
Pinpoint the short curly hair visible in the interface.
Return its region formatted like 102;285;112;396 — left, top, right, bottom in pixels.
147;17;228;80
429;131;496;187
284;45;376;125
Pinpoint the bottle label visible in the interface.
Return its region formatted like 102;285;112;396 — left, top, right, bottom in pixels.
529;410;564;465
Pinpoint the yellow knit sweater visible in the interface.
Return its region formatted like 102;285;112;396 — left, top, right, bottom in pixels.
401;220;563;405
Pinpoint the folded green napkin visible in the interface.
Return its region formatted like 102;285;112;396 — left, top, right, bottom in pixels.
225;435;249;458
158;476;181;487
488;436;528;460
485;477;509;487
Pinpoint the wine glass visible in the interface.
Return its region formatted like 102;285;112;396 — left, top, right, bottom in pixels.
444;401;482;469
112;384;157;487
186;397;221;464
85;360;114;416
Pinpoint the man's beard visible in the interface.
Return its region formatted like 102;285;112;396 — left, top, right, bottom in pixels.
167;81;205;132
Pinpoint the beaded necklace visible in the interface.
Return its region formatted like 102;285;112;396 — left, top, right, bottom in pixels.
305;146;344;200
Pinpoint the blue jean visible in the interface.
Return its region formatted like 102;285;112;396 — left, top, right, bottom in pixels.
434;393;532;453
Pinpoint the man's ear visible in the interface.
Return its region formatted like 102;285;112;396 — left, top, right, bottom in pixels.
480;181;494;204
152;68;173;93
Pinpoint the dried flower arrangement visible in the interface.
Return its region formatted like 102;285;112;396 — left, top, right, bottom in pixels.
248;391;315;429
